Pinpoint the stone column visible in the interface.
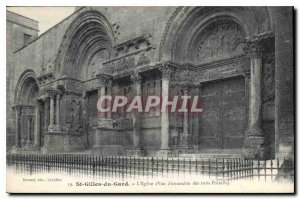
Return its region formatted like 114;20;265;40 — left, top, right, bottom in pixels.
243;37;266;159
25;116;32;147
181;86;190;149
96;73;111;119
49;95;55;126
195;83;201;150
99;84;106;118
130;73;143;156
13;105;22;148
157;64;175;157
55;94;60;126
44;98;49;133
34;101;41;148
243;70;251;127
93;73;111;149
107;79;112;119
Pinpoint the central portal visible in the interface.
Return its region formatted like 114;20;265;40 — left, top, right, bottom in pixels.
199;76;246;153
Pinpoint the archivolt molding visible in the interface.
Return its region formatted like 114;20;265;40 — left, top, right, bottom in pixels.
14;70;40;105
158;6;183;62
54;10;115;81
158;7;272;63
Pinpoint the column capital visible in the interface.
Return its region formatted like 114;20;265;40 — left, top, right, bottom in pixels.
96;73;112;86
243;70;251;78
159;63;175;80
243;40;264;59
44;90;56;99
180;81;200;91
82;91;87;99
180;83;193;93
131;73;142;84
242;32;274;59
12;104;22;112
34;99;43;109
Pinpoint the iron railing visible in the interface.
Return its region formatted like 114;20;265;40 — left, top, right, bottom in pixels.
6;154;294;181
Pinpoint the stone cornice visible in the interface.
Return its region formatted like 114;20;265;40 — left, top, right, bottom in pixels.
184;55;249;71
113;34;152;56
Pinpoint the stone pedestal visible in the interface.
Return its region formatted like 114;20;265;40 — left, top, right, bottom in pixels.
92;123;127;156
92;128;126;156
243;136;267;159
42;132;65;153
128;148;144;157
156;149;174;158
42;131;84;153
92;145;126;156
11;146;20;154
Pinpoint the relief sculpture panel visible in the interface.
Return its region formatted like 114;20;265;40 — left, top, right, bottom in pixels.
263;56;275;103
196;22;244;63
63;98;85;134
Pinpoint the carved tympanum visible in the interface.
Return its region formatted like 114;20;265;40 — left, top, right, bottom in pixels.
197;22;244;62
87;49;110;79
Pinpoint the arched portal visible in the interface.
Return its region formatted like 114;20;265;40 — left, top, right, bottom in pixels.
160;7;273;157
14;70;40;149
51;10;116;151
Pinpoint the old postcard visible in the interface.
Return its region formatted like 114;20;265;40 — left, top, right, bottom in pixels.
6;6;294;193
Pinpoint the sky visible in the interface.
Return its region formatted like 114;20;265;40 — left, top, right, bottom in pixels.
6;7;76;35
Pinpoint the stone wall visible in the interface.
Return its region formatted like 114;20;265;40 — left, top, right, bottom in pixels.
7;7;294;159
6;11;39;149
272;7;294;159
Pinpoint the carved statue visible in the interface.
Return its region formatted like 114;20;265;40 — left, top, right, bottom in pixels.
263;60;275;102
65;99;84;134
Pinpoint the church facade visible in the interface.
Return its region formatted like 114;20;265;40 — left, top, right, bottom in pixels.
6;7;294;159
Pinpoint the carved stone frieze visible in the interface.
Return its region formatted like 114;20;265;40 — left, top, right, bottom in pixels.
197;58;248;82
137;52;150;66
102;51;151;75
63;135;83;145
114;118;133;130
97;118;114;129
48;125;61;133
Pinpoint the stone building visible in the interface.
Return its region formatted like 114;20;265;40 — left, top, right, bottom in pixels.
6;7;294;159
